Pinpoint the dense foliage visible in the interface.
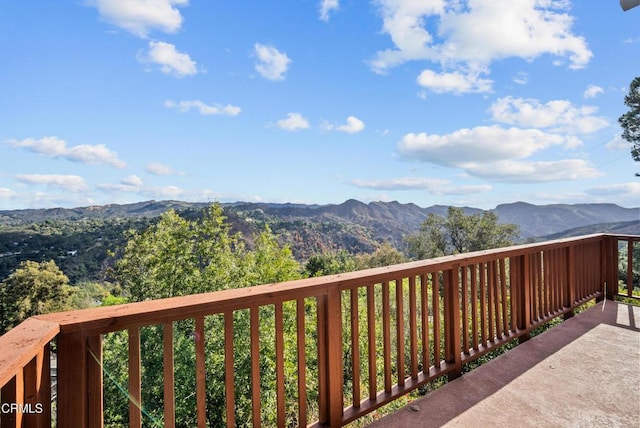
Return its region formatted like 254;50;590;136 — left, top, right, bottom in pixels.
618;76;640;175
0;217;154;284
104;204;303;427
405;207;520;259
0;260;73;333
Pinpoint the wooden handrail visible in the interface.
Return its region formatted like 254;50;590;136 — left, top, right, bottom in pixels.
0;233;638;427
36;233;610;336
0;318;58;388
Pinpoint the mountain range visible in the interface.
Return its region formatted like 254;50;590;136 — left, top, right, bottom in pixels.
0;199;638;283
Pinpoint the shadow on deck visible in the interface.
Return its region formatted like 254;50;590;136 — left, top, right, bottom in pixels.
372;301;640;428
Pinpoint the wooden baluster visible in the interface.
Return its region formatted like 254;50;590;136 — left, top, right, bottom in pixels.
224;312;235;428
274;303;285;427
367;286;377;400
163;322;175;428
128;328;142;428
195;316;206;428
432;272;441;368
461;266;469;354
628;240;634;298
509;257;519;334
492;261;501;339
382;281;391;393
250;307;261;427
409;276;418;379
519;254;532;342
444;267;462;380
471;265;479;351
296;299;307;426
87;335;103;428
479;264;487;347
420;274;430;373
487;261;495;342
350;288;361;407
1;371;21;427
317;296;328;423
499;259;508;336
325;287;343;427
396;278;405;387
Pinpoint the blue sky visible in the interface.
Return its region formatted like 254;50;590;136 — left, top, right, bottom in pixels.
1;0;639;210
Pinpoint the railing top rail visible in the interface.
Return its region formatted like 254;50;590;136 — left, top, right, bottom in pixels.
0;317;59;387
606;233;640;241
33;233;635;336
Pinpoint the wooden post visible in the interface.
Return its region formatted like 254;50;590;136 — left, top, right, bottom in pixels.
1;372;20;427
518;254;531;343
163;323;175;428
604;236;619;300
86;335;103;428
57;332;87;427
128;328;142;428
325;287;343;427
565;245;576;319
627;239;634;298
195;317;206;428
444;267;462;381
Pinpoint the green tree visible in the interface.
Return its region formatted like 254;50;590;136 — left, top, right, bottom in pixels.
354;242;406;269
0;260;72;333
619;76;640;175
304;249;356;277
112;204;251;300
246;225;302;285
104;204;302;427
406;207;520;260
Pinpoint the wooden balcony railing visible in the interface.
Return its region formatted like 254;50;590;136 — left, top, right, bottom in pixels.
1;233;638;427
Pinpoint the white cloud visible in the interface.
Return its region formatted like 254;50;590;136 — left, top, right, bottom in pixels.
319;0;339;21
7;136;126;168
276;113;310;131
164;100;241;116
440;184;493;195
142;185;187;199
417;69;493;94
398;125;578;166
146;162;183;176
586;182;640;199
139;41;198;77
89;0;188;38
606;134;631;151
583;85;604;99
396;125;602;183
463;159;602;182
513;72;529;85
370;0;592;91
16;174;90;192
369;0;444;72
437;1;592;68
254;44;291;81
352;177;448;190
0;188;17;199
97;183;136;193
323;116;365;134
351;177;492;195
98;175;143;192
122;175;143;187
489;97;608;135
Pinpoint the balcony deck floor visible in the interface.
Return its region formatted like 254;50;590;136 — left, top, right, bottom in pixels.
370;301;640;428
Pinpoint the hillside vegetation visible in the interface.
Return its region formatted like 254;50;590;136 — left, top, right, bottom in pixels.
0;199;638;284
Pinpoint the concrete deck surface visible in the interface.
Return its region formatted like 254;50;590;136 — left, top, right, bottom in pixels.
369;301;640;428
